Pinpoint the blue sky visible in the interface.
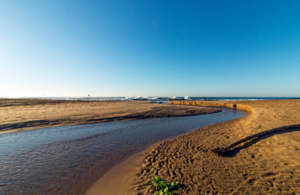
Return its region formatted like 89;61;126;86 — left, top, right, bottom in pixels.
1;0;300;97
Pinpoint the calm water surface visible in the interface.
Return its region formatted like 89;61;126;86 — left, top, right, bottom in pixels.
0;108;246;195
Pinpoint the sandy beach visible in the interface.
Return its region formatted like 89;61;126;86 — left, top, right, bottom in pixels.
0;99;220;133
3;1;300;194
2;99;300;194
1;99;228;195
86;99;300;195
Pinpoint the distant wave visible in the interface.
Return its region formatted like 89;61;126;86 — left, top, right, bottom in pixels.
3;97;299;102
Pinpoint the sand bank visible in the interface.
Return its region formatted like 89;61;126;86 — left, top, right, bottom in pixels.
0;99;220;133
86;99;300;195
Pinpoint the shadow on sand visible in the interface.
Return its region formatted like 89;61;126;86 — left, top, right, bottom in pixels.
224;128;300;157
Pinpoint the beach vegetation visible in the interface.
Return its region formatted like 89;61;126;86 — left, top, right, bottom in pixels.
151;176;184;195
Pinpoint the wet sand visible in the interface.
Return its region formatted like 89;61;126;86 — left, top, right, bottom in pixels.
0;99;220;133
86;99;300;195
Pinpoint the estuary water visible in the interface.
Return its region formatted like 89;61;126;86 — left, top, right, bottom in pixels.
0;108;246;195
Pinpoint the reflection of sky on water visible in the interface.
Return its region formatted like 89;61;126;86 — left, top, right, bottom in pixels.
0;108;246;195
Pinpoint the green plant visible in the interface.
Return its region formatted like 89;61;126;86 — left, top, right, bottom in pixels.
151;176;184;195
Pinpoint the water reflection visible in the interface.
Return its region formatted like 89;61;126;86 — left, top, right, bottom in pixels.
0;108;246;195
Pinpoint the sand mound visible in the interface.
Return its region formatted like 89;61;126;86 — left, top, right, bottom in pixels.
0;99;220;133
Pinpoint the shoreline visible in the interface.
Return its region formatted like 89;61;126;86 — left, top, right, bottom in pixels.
85;141;164;195
85;107;249;195
0;100;225;195
0;99;221;134
85;99;300;195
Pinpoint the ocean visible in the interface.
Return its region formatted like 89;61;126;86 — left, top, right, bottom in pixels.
1;96;299;102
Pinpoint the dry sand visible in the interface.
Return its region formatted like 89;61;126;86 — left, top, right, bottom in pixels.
86;99;300;195
0;99;220;133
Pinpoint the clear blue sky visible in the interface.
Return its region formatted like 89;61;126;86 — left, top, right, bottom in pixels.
1;0;300;97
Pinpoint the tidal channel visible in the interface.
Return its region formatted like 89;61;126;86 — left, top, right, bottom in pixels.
0;107;246;195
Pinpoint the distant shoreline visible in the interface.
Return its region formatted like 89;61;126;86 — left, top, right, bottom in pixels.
1;96;299;102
